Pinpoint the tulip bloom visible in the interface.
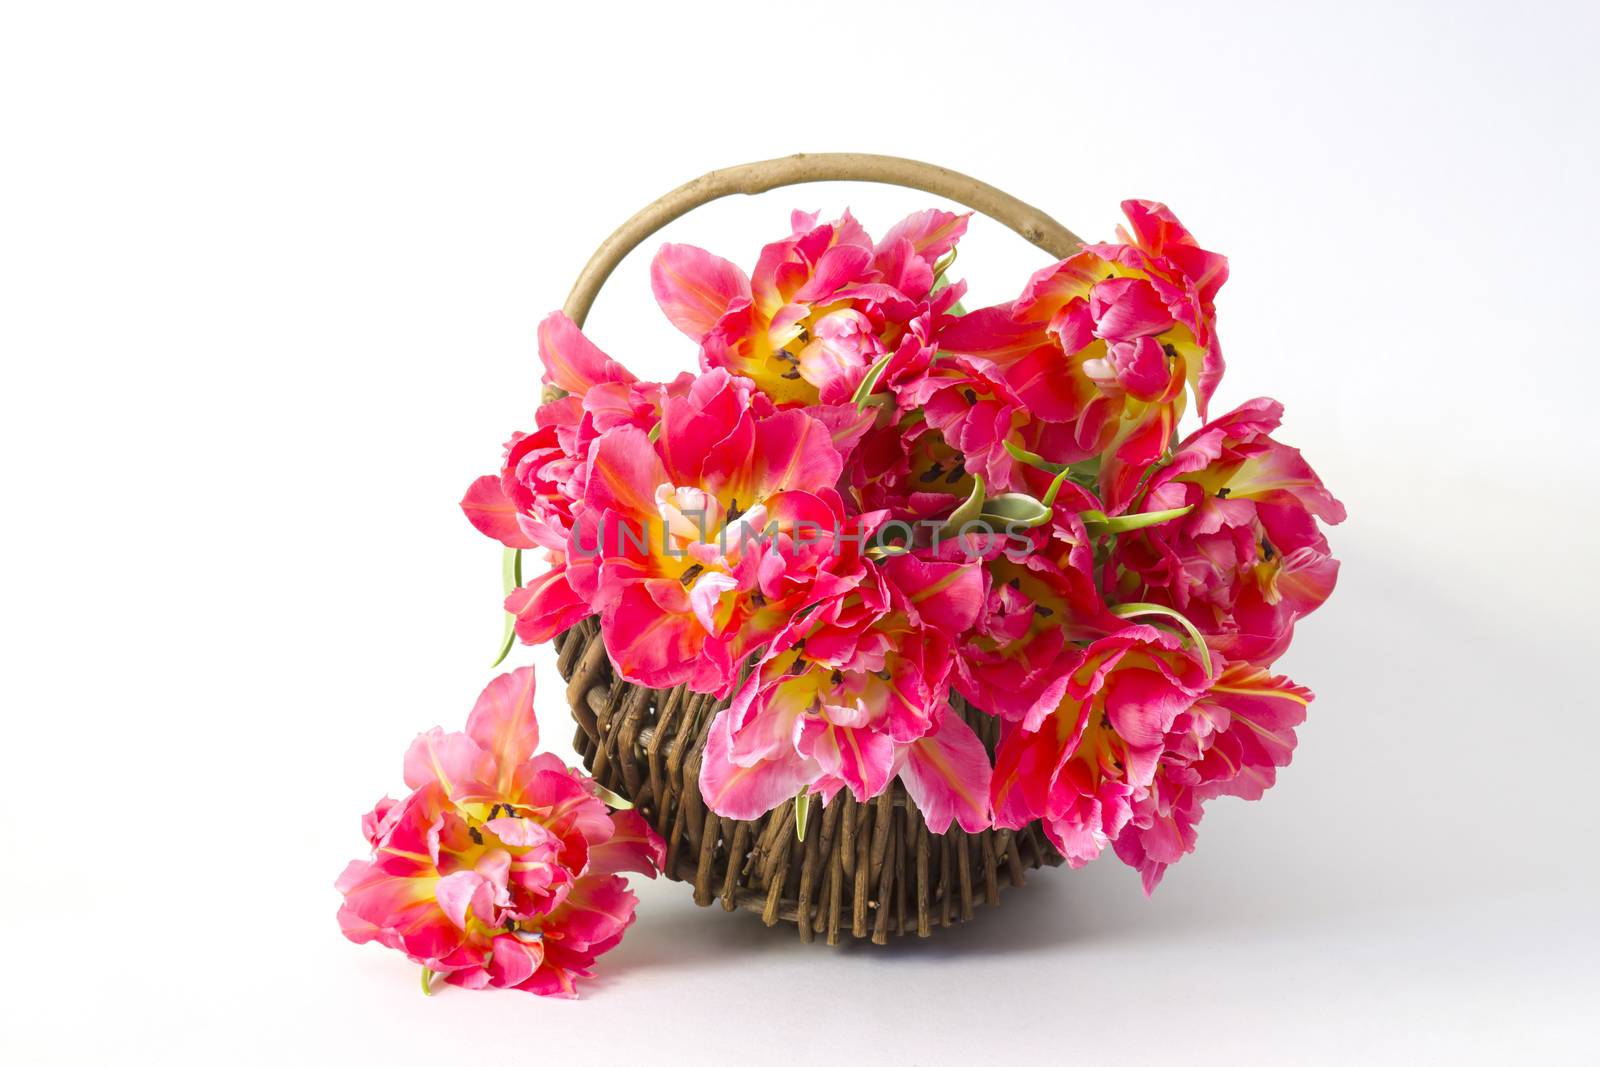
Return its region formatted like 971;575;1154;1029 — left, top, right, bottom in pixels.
652;209;968;406
937;200;1227;511
1112;662;1313;892
336;668;664;996
699;556;993;832
1113;397;1346;665
956;550;1121;731
989;626;1211;866
446;199;1342;899
566;368;877;694
461;312;669;644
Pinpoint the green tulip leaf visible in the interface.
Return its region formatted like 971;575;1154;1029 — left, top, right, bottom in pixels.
491;547;522;667
1083;505;1194;536
941;474;986;534
794;790;811;842
590;781;634;810
980;492;1051;529
851;354;894;410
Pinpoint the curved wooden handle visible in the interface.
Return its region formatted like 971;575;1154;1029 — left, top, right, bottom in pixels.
563;152;1084;327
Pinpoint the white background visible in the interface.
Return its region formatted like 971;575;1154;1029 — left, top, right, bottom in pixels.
3;1;1597;1063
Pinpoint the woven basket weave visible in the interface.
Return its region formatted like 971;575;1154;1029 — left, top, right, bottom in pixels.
551;155;1083;942
555;620;1063;944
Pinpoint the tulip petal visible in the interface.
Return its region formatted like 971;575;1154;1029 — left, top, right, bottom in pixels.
1193;665;1311;801
650;244;750;342
336;861;461;962
436;870;497;930
877;208;970;259
600;582;708;689
401;729;495;802
586;810;666;878
537;312;637;395
688;571;738;634
586;425;668;519
1103;667;1197;749
460;475;537;549
800;718;895;802
699;709;813;820
990;711;1073;829
751;410;846;496
487;932;544;988
882;555;985;632
1090;277;1174;341
465;667;539;786
898;712;992;833
547;874;638;952
504;566;591;646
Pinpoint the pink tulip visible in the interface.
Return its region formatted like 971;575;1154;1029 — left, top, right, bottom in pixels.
565;368;877;694
651;209;968;407
957;550;1122;731
442;199;1342;900
698;557;993;832
944;489;1122;721
988;626;1212;867
461;313;692;646
1112;662;1312;892
335;668;664;996
1113;397;1346;665
936;200;1227;512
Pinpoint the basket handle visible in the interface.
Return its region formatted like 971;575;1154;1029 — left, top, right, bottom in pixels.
562;152;1084;327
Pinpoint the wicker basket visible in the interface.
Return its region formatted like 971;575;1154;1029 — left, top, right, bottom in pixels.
551;155;1085;943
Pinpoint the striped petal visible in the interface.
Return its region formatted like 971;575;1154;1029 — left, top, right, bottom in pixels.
465;667;539;789
898;711;992;833
460;475;537;549
650;243;750;342
585;810;666;879
585;425;667;520
505;565;591;646
401;729;495;803
537;312;637;395
1191;664;1311;801
699;708;814;820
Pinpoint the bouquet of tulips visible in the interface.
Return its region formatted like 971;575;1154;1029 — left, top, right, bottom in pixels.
462;200;1343;885
339;199;1343;996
